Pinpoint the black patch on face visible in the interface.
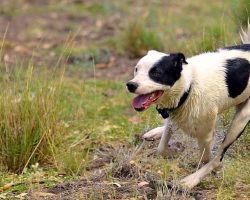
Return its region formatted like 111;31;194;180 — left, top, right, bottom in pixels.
225;58;250;98
220;121;249;161
223;44;250;52
149;53;187;86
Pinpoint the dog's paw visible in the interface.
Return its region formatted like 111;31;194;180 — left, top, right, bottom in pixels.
142;127;164;141
180;174;200;189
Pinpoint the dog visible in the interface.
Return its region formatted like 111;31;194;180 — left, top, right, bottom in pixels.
126;25;250;189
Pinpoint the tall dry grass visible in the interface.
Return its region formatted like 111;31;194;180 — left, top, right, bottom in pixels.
0;66;64;173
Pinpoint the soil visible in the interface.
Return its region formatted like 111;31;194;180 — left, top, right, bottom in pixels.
28;143;207;200
24;131;226;199
0;0;137;81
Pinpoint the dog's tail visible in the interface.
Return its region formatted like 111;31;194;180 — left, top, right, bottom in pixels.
240;21;250;44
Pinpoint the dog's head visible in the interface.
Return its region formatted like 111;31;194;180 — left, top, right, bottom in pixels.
126;50;188;111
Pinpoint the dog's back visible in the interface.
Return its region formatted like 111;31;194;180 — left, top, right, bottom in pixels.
185;46;250;113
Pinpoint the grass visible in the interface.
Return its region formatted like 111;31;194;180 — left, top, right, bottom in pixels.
0;63;159;173
120;20;164;58
0;0;249;199
232;0;250;29
0;66;64;173
0;66;249;198
192;25;228;53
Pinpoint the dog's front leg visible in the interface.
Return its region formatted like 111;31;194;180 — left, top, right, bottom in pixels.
157;118;173;156
142;126;165;141
142;119;179;156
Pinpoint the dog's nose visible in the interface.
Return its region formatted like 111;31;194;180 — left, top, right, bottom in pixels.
126;81;138;93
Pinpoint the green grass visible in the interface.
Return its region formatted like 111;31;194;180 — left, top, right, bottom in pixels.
0;65;164;198
119;20;164;58
0;0;250;199
232;0;250;29
0;66;64;173
192;25;228;53
0;61;249;199
0;63;160;174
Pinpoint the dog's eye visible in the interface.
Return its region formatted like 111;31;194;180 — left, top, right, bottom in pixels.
135;67;138;72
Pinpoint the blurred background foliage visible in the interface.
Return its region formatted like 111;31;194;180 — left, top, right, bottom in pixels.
0;0;249;199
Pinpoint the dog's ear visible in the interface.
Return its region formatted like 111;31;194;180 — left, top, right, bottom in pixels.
171;53;188;65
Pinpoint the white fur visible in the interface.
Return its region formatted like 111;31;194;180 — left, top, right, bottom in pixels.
142;126;164;141
132;26;250;189
156;118;173;155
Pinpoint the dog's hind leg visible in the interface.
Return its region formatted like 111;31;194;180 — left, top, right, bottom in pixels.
180;98;250;189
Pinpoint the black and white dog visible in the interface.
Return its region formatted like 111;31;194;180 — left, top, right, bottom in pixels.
126;26;250;189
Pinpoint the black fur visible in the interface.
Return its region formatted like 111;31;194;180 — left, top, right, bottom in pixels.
223;44;250;52
156;107;170;118
149;53;187;86
225;58;250;98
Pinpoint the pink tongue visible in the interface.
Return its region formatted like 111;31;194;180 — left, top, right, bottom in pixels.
132;93;152;109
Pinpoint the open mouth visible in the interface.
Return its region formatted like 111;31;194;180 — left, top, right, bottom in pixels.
132;90;164;111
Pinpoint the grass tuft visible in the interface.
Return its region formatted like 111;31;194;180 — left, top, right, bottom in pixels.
193;25;227;53
232;0;250;29
0;66;64;173
120;20;164;58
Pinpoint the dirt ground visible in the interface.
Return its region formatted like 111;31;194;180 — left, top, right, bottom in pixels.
28;143;207;200
26;131;226;200
0;0;137;82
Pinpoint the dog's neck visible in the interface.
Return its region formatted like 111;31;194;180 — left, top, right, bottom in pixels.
157;65;192;110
